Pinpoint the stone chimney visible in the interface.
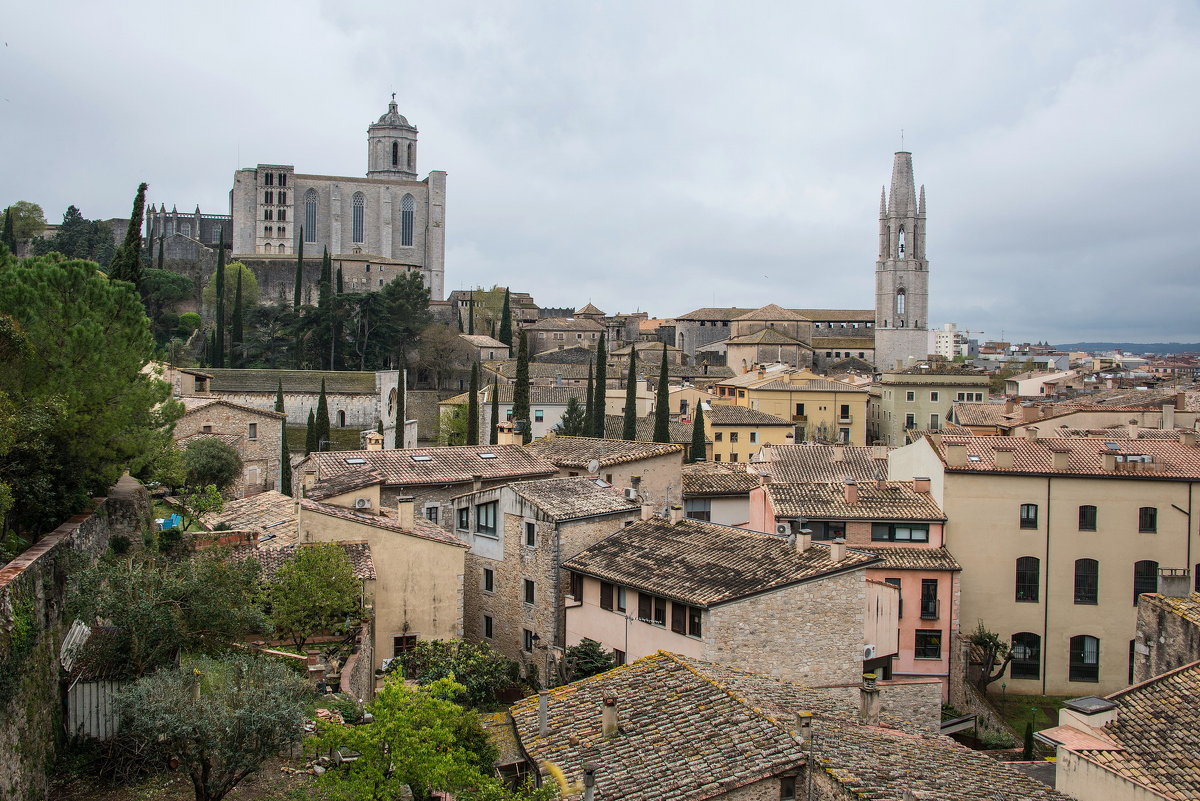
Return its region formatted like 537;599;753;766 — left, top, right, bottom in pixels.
602;697;618;738
1159;568;1190;598
1050;443;1071;471
1021;402;1039;422
795;711;813;743
538;690;550;736
472;474;483;492
858;672;881;726
1162;403;1175;431
872;445;888;460
583;764;597;801
396;496;415;529
1004;398;1016;415
1102;450;1117;471
641;503;655;521
912;476;931;494
495;421;520;446
790;521;812;554
829;538;846;563
669;505;684;525
993;446;1015;470
1176;392;1187;411
831;444;845;462
945;442;968;467
1058;696;1118;732
1127;419;1140;440
1024;426;1039;442
843;478;858;504
365;431;385;451
1181;430;1198;448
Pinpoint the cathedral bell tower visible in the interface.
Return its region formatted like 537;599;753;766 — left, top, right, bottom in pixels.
367;97;419;180
873;151;930;371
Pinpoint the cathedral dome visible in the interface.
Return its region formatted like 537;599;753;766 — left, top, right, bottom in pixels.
374;100;416;130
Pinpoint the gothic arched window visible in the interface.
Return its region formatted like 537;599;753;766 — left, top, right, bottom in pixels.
304;190;318;243
400;193;415;246
898;227;906;258
392;141;399;167
896;290;906;316
352;192;366;244
407;142;415;170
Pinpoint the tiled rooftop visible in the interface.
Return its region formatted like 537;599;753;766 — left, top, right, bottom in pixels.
677;307;873;322
442;385;586;406
178;397;287;419
298;498;468;548
176;432;242;449
563;517;878;607
724;328;809;346
756;443;891;483
306;444;559;486
704;404;795;426
950;402;1009;427
527;317;605;331
733;304;809;322
230;541;376;581
855;546;961;571
531;345;596;365
766;481;945;521
201;490;298;545
754;378;870;393
575;303;604;316
305;470;385;501
525;436;683;468
461;334;508;348
602;415;697;445
928;435;1200;479
682;462;761;496
506;651;1069;801
508;477;639;521
204;368;378;394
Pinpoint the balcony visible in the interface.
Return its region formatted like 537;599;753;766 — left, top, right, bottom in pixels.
792;415;807;423
920;599;940;620
838;416;853;424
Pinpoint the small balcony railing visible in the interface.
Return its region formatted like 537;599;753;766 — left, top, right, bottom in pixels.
920;599;940;620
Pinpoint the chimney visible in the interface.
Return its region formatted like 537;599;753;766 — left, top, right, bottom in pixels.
843;478;858;504
365;431;385;451
1021;402;1039;422
1024;426;1039;442
795;711;813;743
583;764;597;801
1176;392;1187;411
495;421;520;446
1004;399;1016;415
1058;696;1118;732
1050;444;1071;471
641;503;655;521
472;474;483;492
1127;419;1140;440
396;496;415;529
876;474;887;491
790;521;812;553
912;476;931;494
669;505;684;525
945;442;968;467
872;445;888;460
1159;568;1190;598
927;432;943;448
831;444;845;462
757;472;771;485
538;690;550;736
1162;403;1176;431
1180;430;1198;448
993;446;1015;470
602;697;618;738
829;538;846;563
1102;450;1117;471
858;673;881;727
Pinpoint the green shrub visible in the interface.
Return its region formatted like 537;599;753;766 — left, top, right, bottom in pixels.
109;534;131;555
979;729;1016;749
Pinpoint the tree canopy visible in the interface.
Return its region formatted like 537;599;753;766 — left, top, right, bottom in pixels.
183;438;243;492
202;261;260;324
4;200;46;241
268;543;362;650
0;252;178;536
394;639;522;711
30;205;116;266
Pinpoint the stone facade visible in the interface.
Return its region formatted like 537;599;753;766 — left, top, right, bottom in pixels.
176;399;287;496
1132;591;1200;684
874;151;930;371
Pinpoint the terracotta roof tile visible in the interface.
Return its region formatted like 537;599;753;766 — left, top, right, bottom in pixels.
178;397;287;419
298;498;469;548
461;334;508;348
563;517;878;607
732;304;809;322
929;435;1200;479
508;477;639;521
725;328;810;347
766;481;945;521
230;541;376;581
204;368;378;394
202;490;298;545
305;470;385;501
527;318;605;331
525;436;683;468
854;546;960;571
602;416;697;445
704;405;795;426
682;462;761;496
757;443;891;483
306;444;559;487
949;403;1009;427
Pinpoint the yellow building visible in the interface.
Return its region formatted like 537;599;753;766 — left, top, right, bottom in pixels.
701;403;796;463
713;368;869;445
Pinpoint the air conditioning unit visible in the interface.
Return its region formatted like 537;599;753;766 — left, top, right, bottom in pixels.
776;523;790;536
863;644;877;660
355;498;372;509
623;488;638;501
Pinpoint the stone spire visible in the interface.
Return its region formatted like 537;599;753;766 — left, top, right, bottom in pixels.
918;185;926;216
879;187;887;217
886;151;917;217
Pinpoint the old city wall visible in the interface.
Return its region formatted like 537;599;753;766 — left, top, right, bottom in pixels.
1133;592;1200;684
0;477;150;801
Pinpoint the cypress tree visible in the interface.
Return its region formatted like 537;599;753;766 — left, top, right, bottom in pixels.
275;380;285;413
498;288;513;346
467;289;475;335
156;236;164;270
467;362;480;446
230;267;244;367
293;227;304;308
336;266;343;294
513;329;531;444
316;378;331;452
622;347;639;440
279;418;292;496
583;360;595;438
332;266;344;370
689;404;706;462
489;378;500;445
305;409;317;455
592;334;607;437
652;344;671;443
213;230;226;368
1;208;15;254
394;371;407;448
108;182;148;288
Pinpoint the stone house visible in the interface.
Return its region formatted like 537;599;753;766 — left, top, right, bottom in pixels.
175;397;287;496
723;304;815;371
295;443;559;528
747;477;958;696
524;317;604;355
453;477;640;683
460;333;509;362
701;402;797;463
889;431;1200;695
1133;581;1200;684
523;435;685;509
491;651;1066;801
563;515;892;687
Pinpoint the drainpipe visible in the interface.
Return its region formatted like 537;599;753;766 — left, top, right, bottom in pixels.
1042;476;1051;697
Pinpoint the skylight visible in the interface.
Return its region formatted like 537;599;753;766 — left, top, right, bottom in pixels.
478;453;498;459
344;457;368;465
967;455;982;462
1104;442;1121;451
410;455;433;462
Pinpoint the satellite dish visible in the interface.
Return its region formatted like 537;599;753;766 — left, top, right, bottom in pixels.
586;459;601;475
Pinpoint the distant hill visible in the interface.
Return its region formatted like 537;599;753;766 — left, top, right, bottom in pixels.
1055;343;1200;355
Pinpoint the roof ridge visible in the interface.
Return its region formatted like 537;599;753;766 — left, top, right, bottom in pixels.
1106;656;1200;701
662;652;799;735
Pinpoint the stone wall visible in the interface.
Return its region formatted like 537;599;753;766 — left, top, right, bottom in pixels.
808;678;942;735
340;625;376;703
946;634;1018;739
176;402;286;496
0;476;150;801
706;568;866;687
1133;592;1200;684
407;389;456;444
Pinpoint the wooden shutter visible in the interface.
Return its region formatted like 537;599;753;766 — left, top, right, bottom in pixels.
600;582;613;611
638;592;652;621
671;603;686;634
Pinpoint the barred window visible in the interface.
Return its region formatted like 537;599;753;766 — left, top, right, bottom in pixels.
1069;635;1099;682
1010;632;1041;679
401;193;415;246
1016;556;1040;602
352;192;366;244
1074;558;1099;604
304;190;318;242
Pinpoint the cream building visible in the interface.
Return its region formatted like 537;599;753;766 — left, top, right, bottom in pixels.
713;368;869;445
871;369;990;446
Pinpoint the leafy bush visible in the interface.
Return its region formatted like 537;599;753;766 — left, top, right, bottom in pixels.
979;729;1016;749
395;639;521;710
109;534;131;555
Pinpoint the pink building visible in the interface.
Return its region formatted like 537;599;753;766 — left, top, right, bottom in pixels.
747;476;960;697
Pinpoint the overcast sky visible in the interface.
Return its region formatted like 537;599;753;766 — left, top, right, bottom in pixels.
3;2;1198;344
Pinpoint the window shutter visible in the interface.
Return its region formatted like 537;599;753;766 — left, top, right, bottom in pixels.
671;603;686;634
638;593;652;622
600;582;613;611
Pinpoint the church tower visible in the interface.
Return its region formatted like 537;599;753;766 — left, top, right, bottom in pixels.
367;98;419;180
873;151;930;371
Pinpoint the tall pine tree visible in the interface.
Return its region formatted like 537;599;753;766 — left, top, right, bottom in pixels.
652;344;671;443
582;360;595;439
156;236;164;270
498;288;513;346
305;409;317;456
293;227;304;308
315;378;331;452
622;347;639;440
230;267;244;367
489;378;500;445
592;334;608;437
108;182;148;288
213;230;226;368
466;362;480;445
394;371;407;448
513;329;531;444
689;404;706;462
